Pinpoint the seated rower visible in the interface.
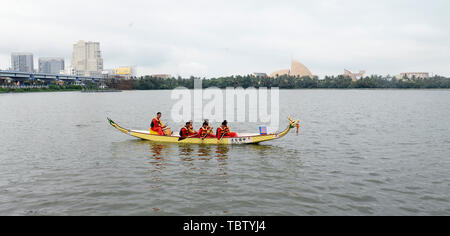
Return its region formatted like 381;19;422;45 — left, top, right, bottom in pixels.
216;120;238;140
180;121;197;137
198;120;216;139
179;122;192;138
150;112;167;136
188;121;198;136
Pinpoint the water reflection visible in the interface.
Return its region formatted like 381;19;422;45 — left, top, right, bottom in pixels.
198;145;212;161
114;139;298;175
147;143;169;173
114;139;291;161
179;144;195;161
150;144;166;157
216;145;229;159
143;141;290;160
247;144;280;157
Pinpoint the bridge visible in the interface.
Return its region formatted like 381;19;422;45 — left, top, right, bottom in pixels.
0;70;105;84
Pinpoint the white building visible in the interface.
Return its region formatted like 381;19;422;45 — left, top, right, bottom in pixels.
396;72;430;79
71;40;103;77
252;72;268;78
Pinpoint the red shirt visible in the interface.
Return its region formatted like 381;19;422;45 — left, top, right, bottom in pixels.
152;117;162;128
198;127;210;137
181;126;196;137
216;126;230;139
181;127;190;137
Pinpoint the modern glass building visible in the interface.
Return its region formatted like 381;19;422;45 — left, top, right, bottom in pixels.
11;53;34;73
38;57;65;74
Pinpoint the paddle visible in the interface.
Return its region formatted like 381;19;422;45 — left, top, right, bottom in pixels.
201;127;213;140
178;133;198;141
217;132;226;144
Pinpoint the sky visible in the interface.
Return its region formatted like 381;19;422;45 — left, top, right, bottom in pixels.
1;0;449;78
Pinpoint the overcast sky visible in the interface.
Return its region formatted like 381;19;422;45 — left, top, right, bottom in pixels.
1;0;449;78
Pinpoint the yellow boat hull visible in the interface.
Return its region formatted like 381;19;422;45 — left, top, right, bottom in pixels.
107;117;299;145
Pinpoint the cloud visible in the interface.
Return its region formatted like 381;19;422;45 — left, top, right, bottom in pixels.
1;0;449;77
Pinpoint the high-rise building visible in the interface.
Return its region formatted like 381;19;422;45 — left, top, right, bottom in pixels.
71;40;103;77
11;53;34;73
39;57;65;74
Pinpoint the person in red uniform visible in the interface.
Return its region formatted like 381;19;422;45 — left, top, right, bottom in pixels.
180;121;197;137
151;112;167;135
216;120;238;140
198;120;216;139
179;122;191;137
187;121;197;136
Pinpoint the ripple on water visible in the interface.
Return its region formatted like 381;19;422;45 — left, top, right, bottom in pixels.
380;188;417;196
347;204;375;215
399;206;421;214
364;179;385;185
331;193;378;203
420;195;449;203
287;192;325;204
2;90;450;215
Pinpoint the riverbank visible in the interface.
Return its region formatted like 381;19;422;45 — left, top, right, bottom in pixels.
3;87;450;94
0;86;83;93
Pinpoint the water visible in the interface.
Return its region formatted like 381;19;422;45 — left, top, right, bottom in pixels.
0;90;449;215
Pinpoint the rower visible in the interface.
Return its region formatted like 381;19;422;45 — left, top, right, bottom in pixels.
179;122;191;138
188;121;198;136
198;120;216;139
216;120;238;140
150;112;167;136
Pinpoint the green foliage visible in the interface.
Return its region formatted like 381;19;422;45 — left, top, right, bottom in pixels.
0;84;83;93
130;74;450;90
4;75;450;93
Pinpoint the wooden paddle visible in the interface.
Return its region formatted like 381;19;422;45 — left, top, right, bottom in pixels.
178;133;198;141
217;132;226;144
201;127;213;140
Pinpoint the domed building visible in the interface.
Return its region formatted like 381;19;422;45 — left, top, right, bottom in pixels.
290;60;313;77
270;69;290;78
270;59;313;78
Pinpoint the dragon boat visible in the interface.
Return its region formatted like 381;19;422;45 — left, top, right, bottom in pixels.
107;117;300;145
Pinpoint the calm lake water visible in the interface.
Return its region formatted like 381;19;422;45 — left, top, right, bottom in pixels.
0;90;449;215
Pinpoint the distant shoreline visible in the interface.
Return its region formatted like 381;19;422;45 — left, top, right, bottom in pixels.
0;88;82;93
2;74;449;93
123;75;450;90
2;87;450;94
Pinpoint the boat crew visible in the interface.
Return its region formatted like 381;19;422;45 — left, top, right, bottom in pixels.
198;121;216;139
151;112;167;136
216;120;238;140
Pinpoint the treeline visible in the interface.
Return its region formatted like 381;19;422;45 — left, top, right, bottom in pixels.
106;74;450;90
0;85;84;93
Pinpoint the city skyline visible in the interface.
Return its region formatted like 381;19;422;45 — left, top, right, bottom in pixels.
1;0;450;78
